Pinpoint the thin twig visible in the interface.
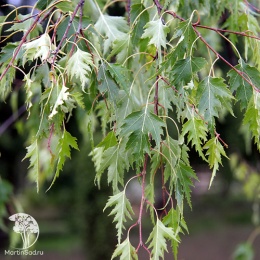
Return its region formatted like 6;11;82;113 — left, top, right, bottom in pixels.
136;153;149;251
126;0;131;24
52;0;85;63
154;75;159;115
193;27;260;92
0;104;26;136
153;0;163;15
165;10;260;92
196;24;260;41
47;123;54;156
0;13;41;82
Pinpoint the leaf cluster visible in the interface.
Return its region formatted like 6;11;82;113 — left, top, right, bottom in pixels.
1;0;260;259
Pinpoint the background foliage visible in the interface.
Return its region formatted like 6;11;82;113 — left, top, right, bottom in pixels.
0;0;260;259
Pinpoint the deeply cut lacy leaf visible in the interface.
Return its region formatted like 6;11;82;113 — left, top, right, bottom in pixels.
204;137;228;188
243;91;260;150
104;191;134;243
23;139;40;192
23;33;54;63
47;130;79;191
181;111;208;160
49;85;70;119
120;109;165;161
197;77;233;127
147;218;178;260
95;14;129;54
67;48;93;88
171;56;207;87
111;237;138;260
141;19;170;49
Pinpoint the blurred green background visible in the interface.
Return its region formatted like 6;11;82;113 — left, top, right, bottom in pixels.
0;1;260;259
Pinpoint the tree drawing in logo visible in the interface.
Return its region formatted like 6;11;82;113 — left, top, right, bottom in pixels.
9;213;39;249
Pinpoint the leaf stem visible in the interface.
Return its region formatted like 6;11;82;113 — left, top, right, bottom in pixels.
47;123;55;156
154;75;159;115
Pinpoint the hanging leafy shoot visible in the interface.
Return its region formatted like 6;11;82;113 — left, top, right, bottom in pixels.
1;0;260;258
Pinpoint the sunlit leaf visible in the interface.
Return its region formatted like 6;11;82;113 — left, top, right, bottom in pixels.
67;48;93;88
104;191;134;243
120;109;165;162
23;33;54;63
147;218;178;260
95;14;129;54
141;19;170;49
203;137;228;188
111;237;138;260
197;77;233;128
23;139;40;192
47;130;79;190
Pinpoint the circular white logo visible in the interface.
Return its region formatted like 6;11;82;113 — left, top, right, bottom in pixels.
9;213;39;250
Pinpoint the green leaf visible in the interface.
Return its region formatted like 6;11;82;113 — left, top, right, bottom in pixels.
174;18;197;57
171;56;207;87
70;92;85;109
0;43;18;64
49;84;70;119
56;16;91;42
67;48;93;88
104;191;134;243
106;63;131;93
120;109;166;161
125;131;150;163
23;74;34;113
145;183;156;223
111;237;138;260
233;242;254;260
55;1;77;13
23;139;40;192
197;77;233;127
130;4;149;46
35;0;54;10
109;34;133;64
23;33;54;63
158;84;174;114
147;218;178;260
98;64;119;102
176;161;197;208
95;14;129;54
181;110;208;160
47;130;79;190
163;208;188;260
203;137;228;188
228;59;257;110
96;142;129;192
243;92;260;150
222;0;240;44
97;131;118;149
141;19;170;49
0;66;16;100
6;14;42;39
161;137;181;182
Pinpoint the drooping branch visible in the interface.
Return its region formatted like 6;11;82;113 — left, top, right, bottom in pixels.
52;0;85;63
136;153;149;252
165;10;260;92
0;14;41;82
